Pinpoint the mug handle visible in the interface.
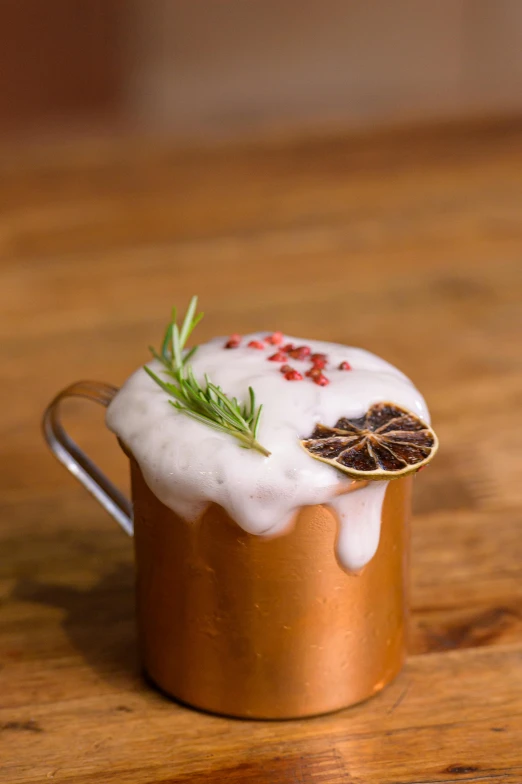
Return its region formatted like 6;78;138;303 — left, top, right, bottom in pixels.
42;381;133;536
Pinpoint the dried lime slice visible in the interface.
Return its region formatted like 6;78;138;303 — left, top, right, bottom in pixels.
300;402;438;480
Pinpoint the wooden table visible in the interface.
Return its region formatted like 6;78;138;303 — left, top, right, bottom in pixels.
1;120;522;782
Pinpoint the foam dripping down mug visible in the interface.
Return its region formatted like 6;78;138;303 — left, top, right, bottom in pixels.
42;324;436;719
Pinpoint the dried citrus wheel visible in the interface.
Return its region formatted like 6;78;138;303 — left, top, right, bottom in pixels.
300;402;438;480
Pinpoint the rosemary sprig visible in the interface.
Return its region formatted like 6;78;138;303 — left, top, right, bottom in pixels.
144;296;271;457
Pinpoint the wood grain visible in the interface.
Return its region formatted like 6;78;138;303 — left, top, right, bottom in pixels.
1;119;522;781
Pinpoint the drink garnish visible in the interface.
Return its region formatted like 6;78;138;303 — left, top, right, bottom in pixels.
145;296;271;457
284;369;303;381
301;402;438;479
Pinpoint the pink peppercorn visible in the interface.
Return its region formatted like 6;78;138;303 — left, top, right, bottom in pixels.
247;340;265;349
313;373;330;386
268;351;288;362
305;367;322;379
339;361;352;370
284;370;303;381
280;364;293;373
282;343;295;353
266;331;284;345
310;357;326;369
288;345;311;360
224;333;241;348
311;353;327;362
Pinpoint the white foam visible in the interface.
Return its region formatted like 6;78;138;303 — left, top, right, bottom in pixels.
106;333;429;570
330;482;389;571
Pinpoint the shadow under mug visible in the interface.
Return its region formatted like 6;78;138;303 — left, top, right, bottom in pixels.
43;380;411;719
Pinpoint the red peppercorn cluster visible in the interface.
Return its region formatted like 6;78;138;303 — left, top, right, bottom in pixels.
223;333;353;384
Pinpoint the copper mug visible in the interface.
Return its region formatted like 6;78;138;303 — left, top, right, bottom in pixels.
43;380;411;719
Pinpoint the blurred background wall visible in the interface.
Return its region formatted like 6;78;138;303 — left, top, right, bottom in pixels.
2;0;522;140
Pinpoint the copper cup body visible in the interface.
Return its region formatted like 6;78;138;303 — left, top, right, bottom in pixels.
42;381;410;718
131;459;411;719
